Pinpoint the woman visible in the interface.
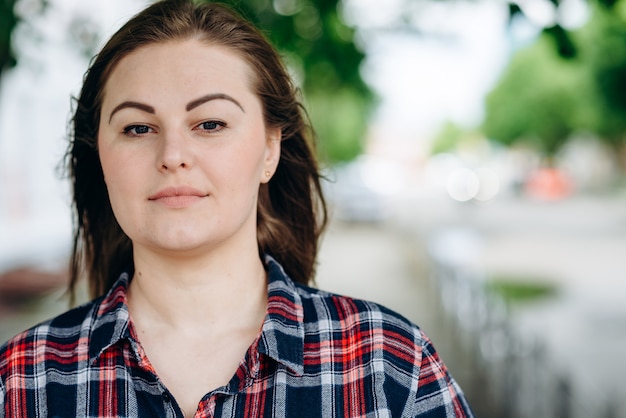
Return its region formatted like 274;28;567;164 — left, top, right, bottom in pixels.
0;1;474;417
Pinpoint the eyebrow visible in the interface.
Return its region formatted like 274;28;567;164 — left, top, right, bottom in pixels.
108;102;155;123
108;93;245;124
186;93;245;113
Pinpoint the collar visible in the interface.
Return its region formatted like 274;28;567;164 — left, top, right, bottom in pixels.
87;257;305;375
88;272;134;364
257;255;305;376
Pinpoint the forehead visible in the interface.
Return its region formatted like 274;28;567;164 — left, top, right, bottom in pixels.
101;39;257;104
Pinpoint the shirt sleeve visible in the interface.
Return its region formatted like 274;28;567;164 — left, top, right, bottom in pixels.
413;330;474;417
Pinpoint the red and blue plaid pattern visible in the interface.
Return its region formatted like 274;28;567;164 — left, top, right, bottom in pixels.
0;257;473;417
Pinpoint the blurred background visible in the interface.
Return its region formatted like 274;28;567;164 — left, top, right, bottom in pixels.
1;0;625;416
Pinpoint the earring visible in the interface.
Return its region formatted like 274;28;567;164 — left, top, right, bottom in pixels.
265;171;271;177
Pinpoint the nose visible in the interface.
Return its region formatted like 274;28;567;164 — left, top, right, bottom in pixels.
157;129;192;171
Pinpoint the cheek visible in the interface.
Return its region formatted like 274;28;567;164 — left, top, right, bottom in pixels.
220;140;267;182
99;147;138;205
99;152;120;194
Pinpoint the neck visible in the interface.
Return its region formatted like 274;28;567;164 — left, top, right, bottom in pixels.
127;243;268;332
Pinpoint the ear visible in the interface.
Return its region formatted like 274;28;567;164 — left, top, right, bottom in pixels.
261;127;281;184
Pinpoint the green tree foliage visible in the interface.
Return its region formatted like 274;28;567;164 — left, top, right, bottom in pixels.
506;1;578;58
430;120;465;155
577;0;626;148
483;0;626;158
0;0;20;74
482;35;585;156
1;0;49;75
306;87;370;162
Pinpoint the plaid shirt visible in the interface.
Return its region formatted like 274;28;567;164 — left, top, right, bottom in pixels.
0;257;473;417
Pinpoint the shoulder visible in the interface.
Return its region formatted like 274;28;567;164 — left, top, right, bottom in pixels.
0;299;100;376
296;282;421;336
295;282;426;364
295;284;474;416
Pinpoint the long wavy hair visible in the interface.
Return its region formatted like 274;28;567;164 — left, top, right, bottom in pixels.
68;0;327;299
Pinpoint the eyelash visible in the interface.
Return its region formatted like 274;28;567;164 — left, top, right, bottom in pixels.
194;120;226;133
122;124;154;137
121;120;226;137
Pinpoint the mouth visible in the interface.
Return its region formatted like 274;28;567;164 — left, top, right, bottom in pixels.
148;186;208;208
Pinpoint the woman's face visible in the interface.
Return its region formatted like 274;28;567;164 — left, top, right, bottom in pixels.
98;39;280;258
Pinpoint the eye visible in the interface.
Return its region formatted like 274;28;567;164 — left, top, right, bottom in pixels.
123;124;154;137
195;120;226;133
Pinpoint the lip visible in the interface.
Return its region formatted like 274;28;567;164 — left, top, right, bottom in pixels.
148;186;208;208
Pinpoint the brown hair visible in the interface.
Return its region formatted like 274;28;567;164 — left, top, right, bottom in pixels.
68;0;327;299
